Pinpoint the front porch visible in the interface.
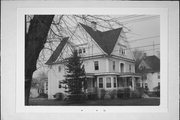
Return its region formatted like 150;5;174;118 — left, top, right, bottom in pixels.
85;73;142;98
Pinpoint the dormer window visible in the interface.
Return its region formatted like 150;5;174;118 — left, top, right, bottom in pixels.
78;48;86;55
83;48;86;53
79;49;82;54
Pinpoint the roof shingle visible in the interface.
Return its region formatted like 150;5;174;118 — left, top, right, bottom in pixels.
45;37;69;65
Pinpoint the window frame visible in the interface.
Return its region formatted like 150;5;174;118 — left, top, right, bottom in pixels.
113;61;115;71
98;77;103;88
129;64;131;72
113;77;117;88
94;61;99;70
106;77;111;88
58;81;61;88
158;72;160;79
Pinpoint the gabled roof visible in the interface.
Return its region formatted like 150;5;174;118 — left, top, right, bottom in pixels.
80;23;122;55
137;55;160;73
45;37;69;65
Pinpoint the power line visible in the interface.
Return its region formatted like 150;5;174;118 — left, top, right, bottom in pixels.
127;35;160;43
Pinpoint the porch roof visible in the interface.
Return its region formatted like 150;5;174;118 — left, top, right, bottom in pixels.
118;72;141;78
85;72;141;78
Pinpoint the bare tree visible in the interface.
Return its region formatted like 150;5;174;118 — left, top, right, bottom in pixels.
25;15;54;105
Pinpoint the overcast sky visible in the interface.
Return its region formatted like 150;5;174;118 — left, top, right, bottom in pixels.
124;15;160;56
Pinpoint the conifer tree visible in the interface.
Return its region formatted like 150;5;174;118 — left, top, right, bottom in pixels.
63;50;86;101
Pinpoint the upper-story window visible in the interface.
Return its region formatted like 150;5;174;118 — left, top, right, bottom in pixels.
120;63;124;73
113;61;115;71
78;48;86;55
83;48;86;53
129;64;131;72
158;73;160;79
58;66;61;72
94;61;99;70
113;77;117;88
59;81;61;88
119;48;126;55
79;49;82;54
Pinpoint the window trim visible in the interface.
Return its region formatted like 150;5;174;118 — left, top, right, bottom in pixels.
106;77;111;88
119;62;125;73
129;64;131;72
98;77;103;88
113;61;115;71
94;61;99;70
113;77;117;88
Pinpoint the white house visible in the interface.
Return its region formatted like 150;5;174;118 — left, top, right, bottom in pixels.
46;22;142;99
137;55;160;92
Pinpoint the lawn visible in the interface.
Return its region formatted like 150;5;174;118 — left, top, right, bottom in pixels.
29;97;160;106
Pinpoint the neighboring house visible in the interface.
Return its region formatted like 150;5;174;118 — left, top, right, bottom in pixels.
30;77;48;98
46;22;142;99
137;55;160;92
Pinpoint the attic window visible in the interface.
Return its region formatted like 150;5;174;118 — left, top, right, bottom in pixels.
83;48;86;53
79;49;82;54
78;48;86;54
119;48;125;55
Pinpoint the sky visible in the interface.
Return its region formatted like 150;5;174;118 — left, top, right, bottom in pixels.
124;15;160;57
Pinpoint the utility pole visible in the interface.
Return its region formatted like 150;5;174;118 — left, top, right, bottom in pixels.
153;40;155;55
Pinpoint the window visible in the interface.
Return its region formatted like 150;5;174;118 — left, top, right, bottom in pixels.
58;66;61;72
59;81;61;88
158;73;160;79
106;77;111;88
46;82;48;90
113;77;117;87
113;61;115;70
120;63;124;73
79;49;82;54
129;65;131;72
94;61;99;70
145;83;148;87
99;78;103;88
119;48;126;55
83;48;86;53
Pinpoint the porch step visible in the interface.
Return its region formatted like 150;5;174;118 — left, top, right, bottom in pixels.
142;93;149;98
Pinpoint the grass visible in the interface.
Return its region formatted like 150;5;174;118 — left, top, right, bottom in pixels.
29;97;160;106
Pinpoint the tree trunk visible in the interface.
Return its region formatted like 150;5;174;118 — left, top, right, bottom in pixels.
25;15;54;105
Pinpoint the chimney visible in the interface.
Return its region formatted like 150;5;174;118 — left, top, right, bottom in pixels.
143;53;147;59
91;21;97;31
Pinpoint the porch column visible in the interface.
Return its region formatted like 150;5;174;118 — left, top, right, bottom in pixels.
132;77;135;91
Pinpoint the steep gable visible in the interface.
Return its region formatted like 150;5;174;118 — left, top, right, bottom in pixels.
80;23;122;55
45;37;69;65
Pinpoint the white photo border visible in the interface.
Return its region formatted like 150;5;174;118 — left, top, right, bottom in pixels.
1;1;179;120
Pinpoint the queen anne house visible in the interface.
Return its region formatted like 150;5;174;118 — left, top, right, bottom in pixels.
46;22;142;99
